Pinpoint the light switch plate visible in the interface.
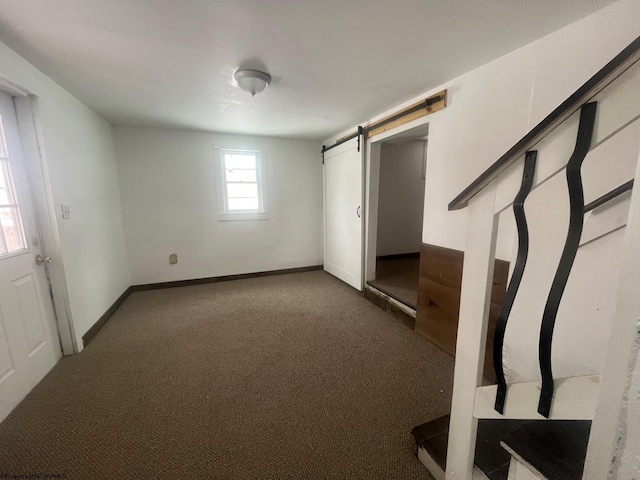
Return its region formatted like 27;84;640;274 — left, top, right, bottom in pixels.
61;204;71;219
169;253;178;264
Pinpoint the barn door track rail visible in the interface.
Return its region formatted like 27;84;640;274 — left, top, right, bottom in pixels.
321;90;446;164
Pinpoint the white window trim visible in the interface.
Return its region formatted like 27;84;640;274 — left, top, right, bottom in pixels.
213;147;270;221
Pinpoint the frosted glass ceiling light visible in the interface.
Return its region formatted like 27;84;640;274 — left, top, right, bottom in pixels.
234;69;271;97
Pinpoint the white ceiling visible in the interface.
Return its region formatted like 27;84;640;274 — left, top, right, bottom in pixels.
0;0;616;140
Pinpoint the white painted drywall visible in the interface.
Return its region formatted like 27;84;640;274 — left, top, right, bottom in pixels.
331;0;640;381
435;1;640;380
376;141;425;256
114;127;322;285
363;0;640;262
0;40;131;351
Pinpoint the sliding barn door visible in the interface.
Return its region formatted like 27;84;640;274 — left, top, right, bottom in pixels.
323;139;363;290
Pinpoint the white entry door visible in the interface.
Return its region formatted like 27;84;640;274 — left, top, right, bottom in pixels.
323;139;363;290
0;90;61;423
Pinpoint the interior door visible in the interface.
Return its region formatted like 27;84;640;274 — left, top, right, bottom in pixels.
323;139;363;290
0;90;61;423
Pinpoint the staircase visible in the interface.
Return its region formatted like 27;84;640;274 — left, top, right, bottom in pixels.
412;415;591;480
416;35;640;479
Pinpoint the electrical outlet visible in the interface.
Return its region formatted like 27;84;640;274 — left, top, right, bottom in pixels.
169;253;178;264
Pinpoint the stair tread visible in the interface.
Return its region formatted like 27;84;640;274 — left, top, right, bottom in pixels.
500;420;591;480
475;419;534;478
411;414;450;441
413;416;591;480
422;431;448;471
412;415;532;480
411;415;449;471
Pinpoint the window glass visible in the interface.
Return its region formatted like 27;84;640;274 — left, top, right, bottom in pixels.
225;168;257;183
0;163;11;204
0;115;27;256
226;183;258;199
216;148;268;219
221;150;261;212
0;207;25;253
228;198;259;211
224;154;256;170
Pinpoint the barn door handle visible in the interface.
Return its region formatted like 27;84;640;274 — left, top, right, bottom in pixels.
356;206;361;218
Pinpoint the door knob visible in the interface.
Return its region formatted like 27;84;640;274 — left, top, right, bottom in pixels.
35;255;52;265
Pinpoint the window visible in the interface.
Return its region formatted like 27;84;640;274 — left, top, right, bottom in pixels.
0;114;27;257
215;148;269;220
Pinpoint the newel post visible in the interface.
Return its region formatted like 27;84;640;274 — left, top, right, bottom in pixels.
446;183;498;479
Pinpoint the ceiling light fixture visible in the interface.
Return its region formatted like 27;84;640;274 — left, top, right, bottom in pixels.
234;69;271;97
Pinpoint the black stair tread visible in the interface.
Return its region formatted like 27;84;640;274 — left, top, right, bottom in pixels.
422;431;449;471
411;414;450;471
475;419;534;479
487;463;510;480
411;414;450;442
500;420;591;480
411;416;532;480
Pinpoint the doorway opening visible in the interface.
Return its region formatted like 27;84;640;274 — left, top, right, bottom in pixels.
366;124;428;309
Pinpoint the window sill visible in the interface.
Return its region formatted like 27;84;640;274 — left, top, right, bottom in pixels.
216;212;270;222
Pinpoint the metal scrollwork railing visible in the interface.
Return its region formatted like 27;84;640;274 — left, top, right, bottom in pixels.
537;101;598;418
493;151;537;414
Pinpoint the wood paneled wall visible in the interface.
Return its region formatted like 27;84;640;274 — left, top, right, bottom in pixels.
415;243;509;381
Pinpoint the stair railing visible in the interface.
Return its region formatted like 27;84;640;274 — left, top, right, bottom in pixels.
445;35;640;479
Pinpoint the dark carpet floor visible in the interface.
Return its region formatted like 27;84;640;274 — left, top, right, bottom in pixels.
0;270;454;479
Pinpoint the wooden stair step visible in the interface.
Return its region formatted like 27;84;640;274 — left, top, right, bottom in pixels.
500;420;591;480
412;415;534;480
475;419;535;479
411;414;449;472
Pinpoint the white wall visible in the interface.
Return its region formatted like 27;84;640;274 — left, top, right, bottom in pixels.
0;40;131;350
350;0;640;262
427;0;640;381
428;1;640;382
420;0;640;255
376;141;426;256
328;0;640;380
114;126;322;285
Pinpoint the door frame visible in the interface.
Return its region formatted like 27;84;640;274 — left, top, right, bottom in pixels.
364;115;430;287
0;74;76;355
